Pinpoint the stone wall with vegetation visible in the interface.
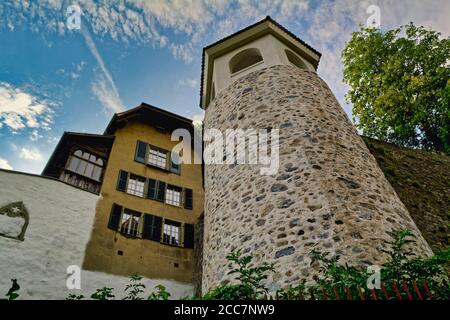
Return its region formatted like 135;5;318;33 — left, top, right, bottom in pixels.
202;65;433;293
364;137;449;252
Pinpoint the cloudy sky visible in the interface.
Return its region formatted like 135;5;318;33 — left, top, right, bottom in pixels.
0;0;449;174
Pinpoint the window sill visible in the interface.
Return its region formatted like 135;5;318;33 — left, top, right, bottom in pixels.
134;159;181;176
119;231;140;239
115;230;186;248
231;60;264;78
161;241;183;248
164;202;182;209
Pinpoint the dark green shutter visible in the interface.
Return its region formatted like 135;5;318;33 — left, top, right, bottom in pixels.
147;178;157;199
156;181;166;202
142;214;162;241
153;216;162;241
184;223;195;248
142;214;153;240
135;140;147;163
184;188;193;209
108;203;122;230
117;170;128;192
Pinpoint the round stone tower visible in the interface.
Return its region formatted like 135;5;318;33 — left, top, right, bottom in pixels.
199;17;432;293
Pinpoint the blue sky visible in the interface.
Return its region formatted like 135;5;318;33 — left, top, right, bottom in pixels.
0;0;449;174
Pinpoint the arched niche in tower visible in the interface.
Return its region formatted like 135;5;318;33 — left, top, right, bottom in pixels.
229;48;264;75
285;49;309;70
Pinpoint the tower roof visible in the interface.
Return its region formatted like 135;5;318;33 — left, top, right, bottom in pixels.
200;16;322;109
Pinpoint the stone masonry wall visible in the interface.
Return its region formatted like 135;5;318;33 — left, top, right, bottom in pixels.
202;65;433;293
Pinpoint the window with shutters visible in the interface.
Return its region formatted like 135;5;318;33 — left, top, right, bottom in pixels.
127;174;146;197
148;146;168;169
165;185;182;207
120;209;141;237
163;220;181;246
107;204;193;248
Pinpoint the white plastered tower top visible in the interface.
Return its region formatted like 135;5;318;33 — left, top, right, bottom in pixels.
200;16;322;109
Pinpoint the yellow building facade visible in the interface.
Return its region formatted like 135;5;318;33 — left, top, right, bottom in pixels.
44;103;204;283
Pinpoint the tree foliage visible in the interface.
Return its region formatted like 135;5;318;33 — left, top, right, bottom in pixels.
342;23;450;154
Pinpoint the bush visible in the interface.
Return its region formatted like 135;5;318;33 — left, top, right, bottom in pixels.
4;229;449;300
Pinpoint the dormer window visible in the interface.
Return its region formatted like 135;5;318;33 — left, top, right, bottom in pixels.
66;149;104;181
229;48;263;74
285;50;308;70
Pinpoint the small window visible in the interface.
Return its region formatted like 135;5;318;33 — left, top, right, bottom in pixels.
163;220;181;246
92;166;102;181
68;156;80;172
77;160;87;175
148;147;167;169
85;162;94;177
229;48;263;74
285;50;308;70
120;209;141;237
166;185;182;207
126;174;146;197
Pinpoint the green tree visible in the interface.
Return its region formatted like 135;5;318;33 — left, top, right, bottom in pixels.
342;23;450;154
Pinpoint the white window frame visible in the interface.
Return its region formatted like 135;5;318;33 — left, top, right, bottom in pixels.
165;185;181;207
120;210;140;237
126;174;146;197
163;221;180;246
148;147;167;169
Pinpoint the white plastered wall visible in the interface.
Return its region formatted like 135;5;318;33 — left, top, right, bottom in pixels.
0;170;193;299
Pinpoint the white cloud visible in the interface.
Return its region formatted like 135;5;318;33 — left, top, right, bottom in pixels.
30;130;43;141
1;0;449;119
91;75;124;114
19;147;43;161
178;79;198;89
56;61;86;80
0;82;55;132
0;158;13;170
81;27;124;113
